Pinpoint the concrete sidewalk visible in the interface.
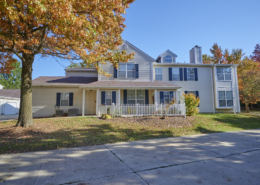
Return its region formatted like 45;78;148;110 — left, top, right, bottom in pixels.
0;129;260;185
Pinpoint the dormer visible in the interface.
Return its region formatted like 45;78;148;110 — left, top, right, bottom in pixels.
156;50;177;63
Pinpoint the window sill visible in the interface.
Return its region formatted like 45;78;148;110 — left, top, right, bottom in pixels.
217;80;232;82
216;107;234;109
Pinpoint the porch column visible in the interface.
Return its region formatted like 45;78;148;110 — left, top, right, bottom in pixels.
117;89;121;105
96;89;100;116
82;89;85;116
154;89;158;105
154;89;158;111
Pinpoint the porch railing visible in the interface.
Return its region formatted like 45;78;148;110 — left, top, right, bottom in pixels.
99;103;186;118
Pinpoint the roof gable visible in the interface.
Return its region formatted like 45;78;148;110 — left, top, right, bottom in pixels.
156;50;178;61
121;41;155;62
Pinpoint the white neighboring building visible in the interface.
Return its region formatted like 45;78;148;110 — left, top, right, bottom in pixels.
0;89;20;115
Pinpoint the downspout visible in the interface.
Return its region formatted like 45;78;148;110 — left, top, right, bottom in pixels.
211;65;216;114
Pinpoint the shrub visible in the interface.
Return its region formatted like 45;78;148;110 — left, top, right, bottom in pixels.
101;114;112;119
183;93;200;116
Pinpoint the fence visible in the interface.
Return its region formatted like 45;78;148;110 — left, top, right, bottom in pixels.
99;103;186;118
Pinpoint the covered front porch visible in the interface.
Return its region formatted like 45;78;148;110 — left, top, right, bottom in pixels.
81;87;183;117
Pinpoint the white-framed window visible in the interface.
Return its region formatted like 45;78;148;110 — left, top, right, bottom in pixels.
60;93;69;106
160;91;175;104
172;68;180;81
164;55;173;63
127;90;145;104
155;68;162;81
217;67;231;81
137;90;145;104
164;91;170;104
218;91;233;107
118;64;135;78
186;91;196;95
105;91;112;105
187;68;195;81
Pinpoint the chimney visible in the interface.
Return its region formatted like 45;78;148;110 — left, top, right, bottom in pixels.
189;46;202;64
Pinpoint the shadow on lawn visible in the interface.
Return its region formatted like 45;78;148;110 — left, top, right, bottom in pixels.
1;114;260;155
1;119;260;184
0;123;174;155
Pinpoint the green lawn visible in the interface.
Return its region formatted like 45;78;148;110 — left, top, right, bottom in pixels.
0;113;259;155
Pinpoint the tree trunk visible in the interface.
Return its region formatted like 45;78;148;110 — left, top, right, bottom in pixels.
16;55;34;128
244;98;249;113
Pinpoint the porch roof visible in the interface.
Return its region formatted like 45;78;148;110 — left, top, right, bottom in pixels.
32;76;181;89
80;80;181;89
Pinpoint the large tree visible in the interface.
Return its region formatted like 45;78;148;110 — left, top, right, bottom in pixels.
238;58;260;113
0;0;135;127
203;43;244;64
0;60;21;89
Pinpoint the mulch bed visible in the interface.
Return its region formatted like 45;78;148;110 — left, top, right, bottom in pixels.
104;116;195;129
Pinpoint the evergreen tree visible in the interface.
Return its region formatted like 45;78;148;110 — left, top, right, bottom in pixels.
0;61;21;89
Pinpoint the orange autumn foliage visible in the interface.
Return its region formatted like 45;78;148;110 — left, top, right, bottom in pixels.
0;0;135;127
0;0;135;76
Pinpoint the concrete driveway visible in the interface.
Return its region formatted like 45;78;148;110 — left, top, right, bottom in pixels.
0;129;260;185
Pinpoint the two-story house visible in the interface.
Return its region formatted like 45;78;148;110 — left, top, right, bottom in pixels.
32;41;240;117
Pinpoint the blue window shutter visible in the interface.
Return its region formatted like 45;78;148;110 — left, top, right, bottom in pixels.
135;64;139;78
170;91;174;101
160;91;164;104
123;90;127;104
101;91;106;105
114;67;117;78
112;91;116;105
195;91;199;98
184;91;188;94
196;91;200;107
56;93;61;106
194;68;198;81
69;93;73;106
179;68;183;81
184;68;187;81
145;90;149;105
169;68;172;81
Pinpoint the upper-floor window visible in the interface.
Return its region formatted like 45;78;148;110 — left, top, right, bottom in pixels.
155;68;162;81
118;64;135;78
217;67;231;81
187;68;195;81
164;55;173;63
172;68;180;81
218;91;233;107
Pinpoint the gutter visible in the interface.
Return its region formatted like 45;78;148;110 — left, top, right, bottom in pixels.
153;63;239;67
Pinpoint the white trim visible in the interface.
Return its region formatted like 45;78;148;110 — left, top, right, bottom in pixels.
155;67;163;81
117;89;121;105
96;89;100;116
126;90;145;104
235;66;241;113
211;66;216;113
153;63;239;67
154;89;158;105
217;90;234;108
82;89;85;116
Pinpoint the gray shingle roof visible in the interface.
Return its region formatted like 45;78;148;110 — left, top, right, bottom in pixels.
32;76;180;88
0;89;20;99
32;76;98;85
65;68;97;72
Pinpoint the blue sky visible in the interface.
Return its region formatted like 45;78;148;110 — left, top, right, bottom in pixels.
32;0;260;79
